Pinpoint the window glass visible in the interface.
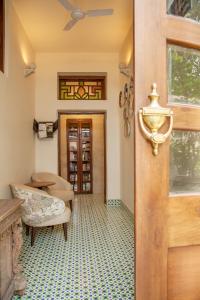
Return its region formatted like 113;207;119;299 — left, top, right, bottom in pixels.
167;0;200;22
168;44;200;106
170;130;200;194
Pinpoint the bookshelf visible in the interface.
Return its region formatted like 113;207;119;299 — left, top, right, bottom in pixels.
67;119;93;194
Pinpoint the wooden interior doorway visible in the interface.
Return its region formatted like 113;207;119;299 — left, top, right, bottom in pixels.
58;111;107;200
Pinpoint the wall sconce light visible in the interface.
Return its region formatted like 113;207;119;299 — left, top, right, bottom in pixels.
119;63;131;77
24;63;36;77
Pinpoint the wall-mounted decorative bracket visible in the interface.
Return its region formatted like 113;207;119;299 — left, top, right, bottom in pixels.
119;76;134;137
33;119;58;139
139;83;173;156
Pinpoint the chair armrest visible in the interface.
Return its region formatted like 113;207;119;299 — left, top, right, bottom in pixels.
20;191;65;226
10;184;65;221
49;176;73;191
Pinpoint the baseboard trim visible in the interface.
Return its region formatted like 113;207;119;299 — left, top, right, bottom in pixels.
106;199;121;206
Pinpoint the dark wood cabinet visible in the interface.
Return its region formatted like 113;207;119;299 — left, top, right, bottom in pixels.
67;119;93;194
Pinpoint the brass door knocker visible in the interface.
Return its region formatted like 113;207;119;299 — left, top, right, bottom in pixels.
139;83;173;156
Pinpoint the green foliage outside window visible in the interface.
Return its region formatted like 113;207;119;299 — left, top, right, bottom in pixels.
171;131;200;177
186;0;200;22
169;44;200;184
168;45;200;105
167;2;200;189
168;0;200;22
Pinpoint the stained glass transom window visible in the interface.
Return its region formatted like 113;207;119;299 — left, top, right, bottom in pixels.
58;76;106;100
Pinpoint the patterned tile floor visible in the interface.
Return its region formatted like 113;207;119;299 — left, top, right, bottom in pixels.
13;194;134;300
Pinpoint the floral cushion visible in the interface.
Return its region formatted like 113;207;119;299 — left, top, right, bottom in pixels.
10;184;65;226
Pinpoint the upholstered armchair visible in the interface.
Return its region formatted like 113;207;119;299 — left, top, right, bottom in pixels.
10;184;71;246
31;172;74;210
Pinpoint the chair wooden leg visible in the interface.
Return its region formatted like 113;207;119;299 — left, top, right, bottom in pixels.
26;225;30;236
31;227;37;246
69;199;73;211
63;223;68;241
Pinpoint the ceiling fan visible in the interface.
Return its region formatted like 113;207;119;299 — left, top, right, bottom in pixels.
58;0;114;31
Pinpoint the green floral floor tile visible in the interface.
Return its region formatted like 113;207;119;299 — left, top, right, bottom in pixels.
12;194;134;300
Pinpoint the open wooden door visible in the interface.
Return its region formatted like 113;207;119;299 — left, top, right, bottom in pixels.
134;1;200;299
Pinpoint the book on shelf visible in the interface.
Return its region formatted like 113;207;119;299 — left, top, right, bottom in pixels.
69;141;77;151
69;130;78;138
69;162;77;171
73;183;78;192
82;163;90;171
82;151;90;161
83;173;91;181
82;128;90;138
82;182;91;192
70;173;77;182
70;152;77;161
82;141;90;150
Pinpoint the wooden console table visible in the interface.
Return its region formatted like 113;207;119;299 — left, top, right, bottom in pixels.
0;199;26;299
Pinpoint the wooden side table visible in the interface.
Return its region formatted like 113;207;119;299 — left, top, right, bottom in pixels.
0;199;26;299
25;181;55;189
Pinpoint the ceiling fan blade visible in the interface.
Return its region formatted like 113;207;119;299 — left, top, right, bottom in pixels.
86;9;114;17
64;18;79;30
58;0;76;11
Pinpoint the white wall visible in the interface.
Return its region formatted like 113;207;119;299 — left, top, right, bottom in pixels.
119;26;134;213
0;1;35;198
35;53;121;200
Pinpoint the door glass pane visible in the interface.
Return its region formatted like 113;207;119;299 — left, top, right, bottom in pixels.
167;0;200;22
68;123;78;138
81;123;90;138
82;182;91;192
168;44;200;106
69;141;77;152
69;141;78;191
170;130;200;193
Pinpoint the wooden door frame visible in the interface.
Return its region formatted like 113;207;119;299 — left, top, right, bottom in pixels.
134;1;168;299
57;110;107;202
0;0;4;73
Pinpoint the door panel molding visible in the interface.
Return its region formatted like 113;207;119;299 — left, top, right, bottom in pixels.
168;245;200;300
168;196;200;247
165;17;200;49
171;106;200;131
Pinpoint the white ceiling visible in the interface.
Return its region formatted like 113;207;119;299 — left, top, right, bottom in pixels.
12;0;133;53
